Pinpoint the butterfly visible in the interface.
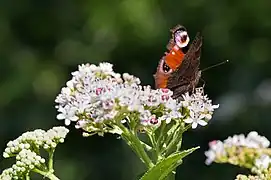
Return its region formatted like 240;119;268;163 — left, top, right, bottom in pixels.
154;25;203;99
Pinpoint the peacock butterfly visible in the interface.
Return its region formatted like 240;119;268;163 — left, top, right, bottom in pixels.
154;25;203;99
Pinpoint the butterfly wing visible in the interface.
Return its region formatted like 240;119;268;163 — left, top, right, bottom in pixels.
167;32;203;99
154;56;172;88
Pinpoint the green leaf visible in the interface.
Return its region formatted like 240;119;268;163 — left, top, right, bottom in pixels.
140;146;200;180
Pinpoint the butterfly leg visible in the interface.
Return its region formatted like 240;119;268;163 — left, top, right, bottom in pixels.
191;71;202;93
199;78;205;88
172;85;189;100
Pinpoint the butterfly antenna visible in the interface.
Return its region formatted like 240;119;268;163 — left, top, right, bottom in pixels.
202;60;229;72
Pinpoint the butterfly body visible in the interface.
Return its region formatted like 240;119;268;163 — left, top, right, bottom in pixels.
154;25;203;99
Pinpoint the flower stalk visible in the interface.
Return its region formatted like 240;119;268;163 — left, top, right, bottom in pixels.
119;123;154;168
33;168;60;180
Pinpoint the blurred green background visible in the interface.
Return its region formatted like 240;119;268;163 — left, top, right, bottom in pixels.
1;0;271;179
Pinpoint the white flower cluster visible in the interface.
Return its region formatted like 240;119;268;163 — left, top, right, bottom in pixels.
182;88;219;129
3;126;69;158
205;131;270;165
55;62;218;135
0;127;69;179
0;149;45;180
224;131;270;148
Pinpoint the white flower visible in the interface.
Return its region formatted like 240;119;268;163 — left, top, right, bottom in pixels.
223;132;270;148
247;131;270;148
75;119;88;129
0;149;46;179
204;140;225;165
140;111;160;127
140;110;152;126
56;105;79;125
99;62;113;74
205;131;271;166
0;168;13;180
182;87;219;128
184;111;207;129
255;154;271;169
1;127;69;180
123;73;140;84
3;127;69;158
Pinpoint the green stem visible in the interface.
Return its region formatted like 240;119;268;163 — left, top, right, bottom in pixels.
163;123;180;149
175;124;191;151
119;124;154;169
164;126;182;155
48;149;55;170
156;121;166;146
47;173;60;180
141;141;153;151
165;124;191;156
147;131;161;163
156;121;167;160
166;171;176;180
161;123;181;154
25;173;30;180
33;168;60;180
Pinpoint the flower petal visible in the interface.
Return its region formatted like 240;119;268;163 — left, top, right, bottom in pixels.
184;118;193;124
212;104;219;109
198;120;208;126
65;119;71;126
56;114;65;120
192;122;198;129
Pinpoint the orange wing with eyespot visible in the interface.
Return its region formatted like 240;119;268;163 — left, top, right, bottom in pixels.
167;32;202;99
154;25;188;89
154;26;202;99
154;47;186;89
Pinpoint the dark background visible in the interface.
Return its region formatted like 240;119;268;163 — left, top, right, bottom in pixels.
0;0;271;179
